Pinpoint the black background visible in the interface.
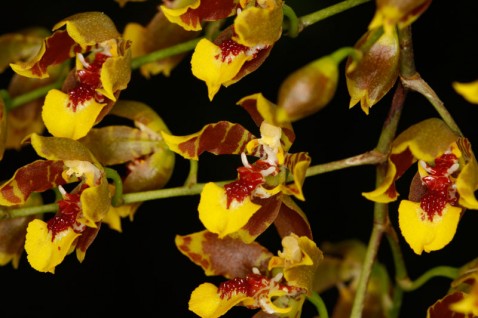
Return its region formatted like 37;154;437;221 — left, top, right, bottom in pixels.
1;0;478;317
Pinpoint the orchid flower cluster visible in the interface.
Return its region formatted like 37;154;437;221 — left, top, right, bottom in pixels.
0;0;478;317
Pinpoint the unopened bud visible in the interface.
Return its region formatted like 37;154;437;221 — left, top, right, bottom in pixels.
277;55;339;122
346;27;399;114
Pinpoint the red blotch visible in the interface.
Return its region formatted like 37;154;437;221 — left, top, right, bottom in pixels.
218;273;301;300
31;30;81;77
218;273;269;299
386;149;415;198
216;39;249;63
224;161;270;207
420;153;459;220
47;184;89;240
68;53;109;110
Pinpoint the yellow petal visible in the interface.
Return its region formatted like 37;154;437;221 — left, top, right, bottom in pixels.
191;38;251;100
233;1;282;47
42;89;106;140
456;155;478;209
53;12;120;48
453;80;478;104
78;178;111;227
189;282;246;318
198;182;261;238
362;157;398;202
398;200;461;255
96;43;132;101
123;22;147;58
25;219;80;273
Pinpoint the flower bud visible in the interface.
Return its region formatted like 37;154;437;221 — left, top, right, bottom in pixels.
277;55;339;122
346;27;399;114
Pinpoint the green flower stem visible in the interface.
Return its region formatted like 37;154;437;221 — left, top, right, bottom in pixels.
3;81;62;112
398;26;461;136
398;26;416;79
122;182;211;204
350;81;407;318
402;76;462;136
282;4;299;38
307;291;329;318
2;150;386;219
130;37;202;70
329;46;362;66
105;167;124;207
304;150;386;178
398;266;460;291
184;159;199;187
299;0;372;29
0;203;58;219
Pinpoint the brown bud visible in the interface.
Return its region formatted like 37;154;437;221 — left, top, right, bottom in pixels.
346;27;399;114
277;55;339;122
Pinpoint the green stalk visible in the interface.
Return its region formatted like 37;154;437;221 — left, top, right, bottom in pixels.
2;151;386;220
131;38;202;70
350;77;407;318
308;291;329;318
300;0;372;28
398;266;460;291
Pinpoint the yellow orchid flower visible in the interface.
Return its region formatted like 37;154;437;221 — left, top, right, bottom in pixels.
10;12;131;140
0;134;110;273
363;118;478;254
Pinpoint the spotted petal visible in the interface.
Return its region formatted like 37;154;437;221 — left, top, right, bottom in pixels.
0;160;68;206
25;219;81;273
161;0;239;31
161;121;255;160
175;230;272;278
10;12;120;78
282;152;311;201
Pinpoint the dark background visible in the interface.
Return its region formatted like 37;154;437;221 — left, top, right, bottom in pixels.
1;0;478;317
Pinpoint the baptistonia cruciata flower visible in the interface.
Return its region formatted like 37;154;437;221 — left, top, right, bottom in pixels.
10;12;132;140
363;118;478;254
162;93;312;243
177;232;322;318
0;134;110;273
0;27;62;150
162;0;283;100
